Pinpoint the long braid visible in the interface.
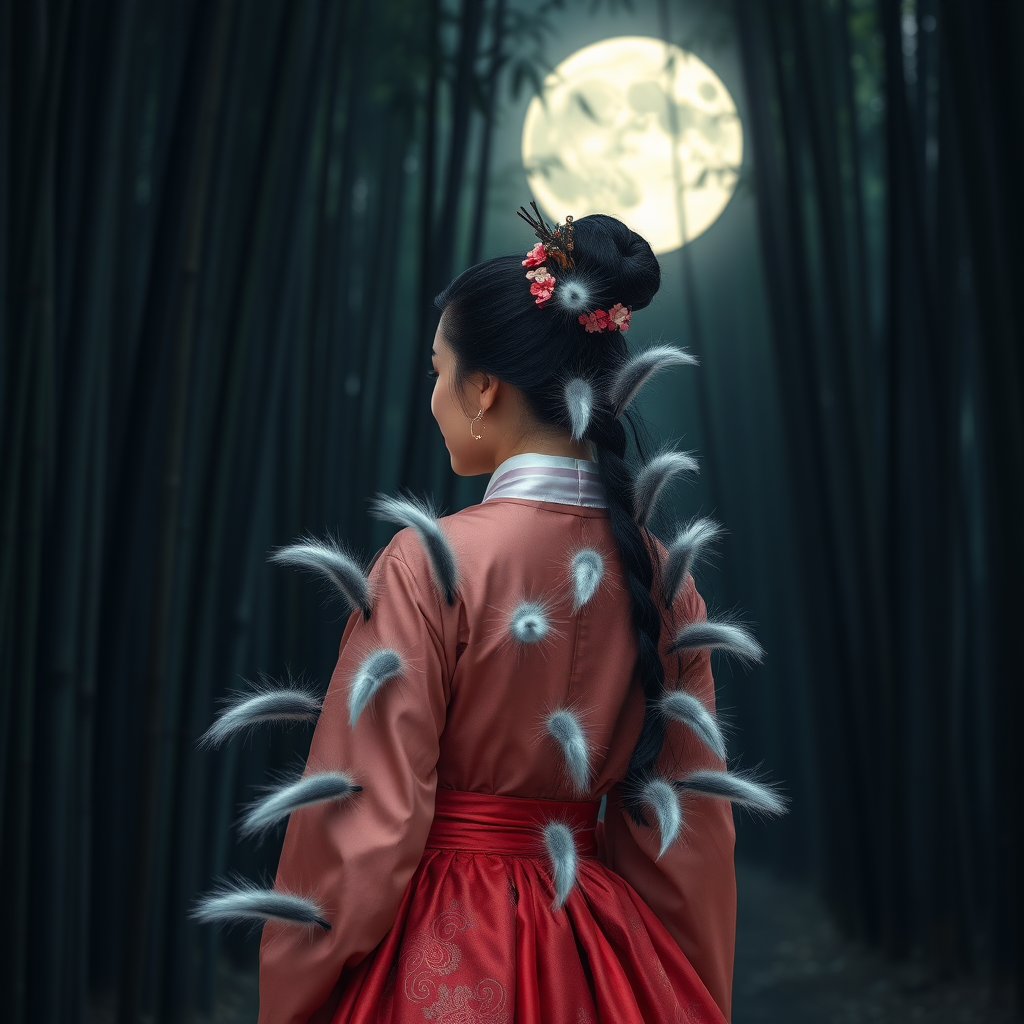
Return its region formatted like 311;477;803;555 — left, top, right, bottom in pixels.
587;408;668;825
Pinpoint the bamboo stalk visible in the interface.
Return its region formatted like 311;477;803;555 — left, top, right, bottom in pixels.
733;0;866;936
35;2;134;1014
401;0;440;489
163;6;335;1015
116;1;235;1019
467;0;506;267
937;0;1024;999
3;7;70;1021
0;0;13;860
179;0;308;1001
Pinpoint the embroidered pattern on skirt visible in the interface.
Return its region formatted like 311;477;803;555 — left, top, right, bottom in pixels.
401;901;467;1000
402;899;509;1023
421;979;508;1022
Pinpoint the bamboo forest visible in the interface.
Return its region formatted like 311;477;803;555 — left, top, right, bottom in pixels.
1;0;1021;1021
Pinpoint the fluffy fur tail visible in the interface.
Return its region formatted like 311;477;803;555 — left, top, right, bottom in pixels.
191;879;330;930
659;689;727;760
633;451;699;527
545;708;592;795
368;493;458;604
240;771;361;838
509;599;552;645
662;517;724;607
608;345;699;418
667;619;764;667
641;777;682;859
675;768;789;816
348;648;405;727
197;681;321;750
542;821;578;910
268;536;372;619
570;549;604;610
563;378;595;441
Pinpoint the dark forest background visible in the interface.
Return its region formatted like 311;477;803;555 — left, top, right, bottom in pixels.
1;0;1022;1021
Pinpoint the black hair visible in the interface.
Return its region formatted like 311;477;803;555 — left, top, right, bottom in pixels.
434;213;671;824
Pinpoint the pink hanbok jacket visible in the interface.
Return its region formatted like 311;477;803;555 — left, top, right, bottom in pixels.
257;454;737;1023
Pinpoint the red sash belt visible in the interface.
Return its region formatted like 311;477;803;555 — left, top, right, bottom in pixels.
425;788;601;857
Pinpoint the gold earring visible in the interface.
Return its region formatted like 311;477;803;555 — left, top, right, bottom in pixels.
470;409;484;440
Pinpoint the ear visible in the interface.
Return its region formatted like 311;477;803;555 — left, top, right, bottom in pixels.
470;370;500;414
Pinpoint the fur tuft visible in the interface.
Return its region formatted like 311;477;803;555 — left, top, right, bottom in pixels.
268;536;372;619
570;549;604;610
641;777;682;859
552;276;596;315
197;681;321;750
367;493;458;604
348;648;404;726
633;451;699;527
609;345;699;418
545;708;592;795
191;879;330;931
240;771;361;839
662;517;724;607
668;620;764;667
509;600;551;645
675;768;789;817
659;690;727;760
542;820;578;910
564;378;595;441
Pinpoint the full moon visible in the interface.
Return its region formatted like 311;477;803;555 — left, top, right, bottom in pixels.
521;37;742;254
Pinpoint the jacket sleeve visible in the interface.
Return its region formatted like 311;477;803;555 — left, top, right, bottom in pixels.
257;536;453;1024
596;573;737;1022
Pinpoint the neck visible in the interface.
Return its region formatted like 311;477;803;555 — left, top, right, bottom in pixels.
490;433;593;470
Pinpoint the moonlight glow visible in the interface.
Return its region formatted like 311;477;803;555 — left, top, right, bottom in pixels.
522;37;743;254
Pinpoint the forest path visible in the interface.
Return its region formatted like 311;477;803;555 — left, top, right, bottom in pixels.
733;859;1019;1023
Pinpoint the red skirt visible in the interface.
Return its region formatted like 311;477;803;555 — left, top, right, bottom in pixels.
331;789;728;1023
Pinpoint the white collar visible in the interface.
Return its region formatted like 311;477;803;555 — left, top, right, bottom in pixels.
482;452;607;507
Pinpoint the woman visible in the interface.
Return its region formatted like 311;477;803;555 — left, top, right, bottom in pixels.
198;209;783;1023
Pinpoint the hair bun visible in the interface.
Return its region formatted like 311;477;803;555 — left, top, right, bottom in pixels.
571;214;661;312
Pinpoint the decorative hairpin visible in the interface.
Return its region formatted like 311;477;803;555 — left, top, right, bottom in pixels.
517;201;574;271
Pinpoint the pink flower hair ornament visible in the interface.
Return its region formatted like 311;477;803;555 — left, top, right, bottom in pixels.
525;263;556;306
579;302;631;333
522;242;547;269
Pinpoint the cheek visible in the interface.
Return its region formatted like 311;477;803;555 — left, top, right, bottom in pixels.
430;379;455;432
